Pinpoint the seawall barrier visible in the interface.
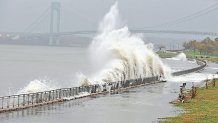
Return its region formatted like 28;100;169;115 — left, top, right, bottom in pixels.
0;59;207;113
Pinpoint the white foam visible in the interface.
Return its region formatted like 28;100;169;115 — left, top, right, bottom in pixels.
169;73;218;83
80;2;171;85
168;52;187;61
17;79;55;94
211;68;218;70
63;92;90;100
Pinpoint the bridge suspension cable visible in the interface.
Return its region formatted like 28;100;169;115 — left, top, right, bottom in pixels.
23;7;50;33
141;2;218;29
62;7;97;28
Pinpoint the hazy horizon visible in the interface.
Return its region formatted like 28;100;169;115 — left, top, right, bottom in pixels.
0;0;218;33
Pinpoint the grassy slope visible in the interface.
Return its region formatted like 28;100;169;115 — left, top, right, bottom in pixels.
165;79;218;123
184;50;218;63
156;51;177;58
201;57;218;64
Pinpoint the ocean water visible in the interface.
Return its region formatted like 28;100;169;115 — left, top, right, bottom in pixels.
1;44;217;123
0;44;91;95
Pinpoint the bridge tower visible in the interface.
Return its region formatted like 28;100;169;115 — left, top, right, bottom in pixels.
49;2;61;46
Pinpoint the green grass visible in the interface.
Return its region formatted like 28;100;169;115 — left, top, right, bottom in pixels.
184;50;218;63
184;50;201;59
165;79;218;123
156;51;177;58
201;57;218;64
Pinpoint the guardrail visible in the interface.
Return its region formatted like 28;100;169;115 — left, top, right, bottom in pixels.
0;77;159;113
0;59;207;113
172;59;206;76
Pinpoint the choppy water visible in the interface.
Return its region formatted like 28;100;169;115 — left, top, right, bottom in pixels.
0;45;91;95
0;44;218;123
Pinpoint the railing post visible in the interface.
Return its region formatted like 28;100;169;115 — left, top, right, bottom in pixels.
59;89;61;99
65;89;67;97
64;89;66;97
55;90;58;99
58;89;60;99
57;90;59;99
61;89;63;98
61;90;63;98
42;92;45;102
31;94;34;105
69;88;72;96
58;89;59;99
71;88;73;96
23;94;25;106
43;92;46;102
18;95;20;107
57;89;59;99
49;91;51;101
80;87;82;93
50;91;52;101
52;90;55;101
74;87;76;95
45;92;47;101
92;85;95;93
1;97;3;109
67;89;69;97
13;96;15;108
78;87;81;94
95;85;98;93
63;89;65;97
79;87;81;93
88;85;92;93
45;92;48;102
37;93;39;103
116;82;118;89
73;88;75;96
28;94;30;105
44;92;46;102
36;93;39;104
7;96;10;108
76;87;78;94
41;92;43;102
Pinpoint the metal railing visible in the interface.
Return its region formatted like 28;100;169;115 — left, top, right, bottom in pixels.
172;59;206;76
0;59;207;113
0;76;159;112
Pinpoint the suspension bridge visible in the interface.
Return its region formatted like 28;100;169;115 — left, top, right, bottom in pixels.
1;2;218;46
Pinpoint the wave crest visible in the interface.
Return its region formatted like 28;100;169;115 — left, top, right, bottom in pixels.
81;2;171;85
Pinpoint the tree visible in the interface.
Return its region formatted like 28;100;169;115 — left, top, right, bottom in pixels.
206;44;215;55
183;40;197;50
184;38;218;56
202;37;212;43
196;43;206;54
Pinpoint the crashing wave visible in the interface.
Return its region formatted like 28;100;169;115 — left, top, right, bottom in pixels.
17;79;55;94
169;52;187;61
80;2;171;85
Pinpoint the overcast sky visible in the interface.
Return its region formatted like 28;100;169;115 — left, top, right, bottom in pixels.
0;0;218;33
